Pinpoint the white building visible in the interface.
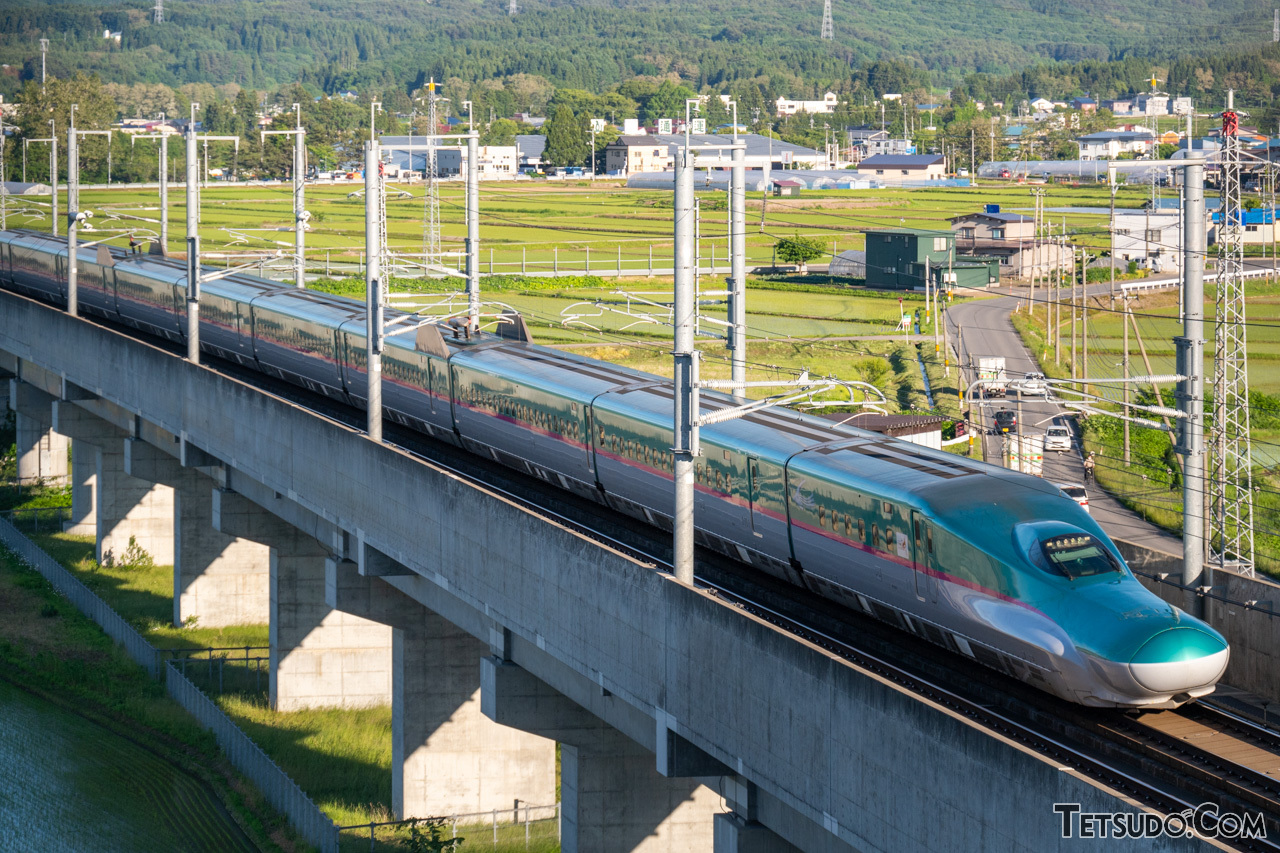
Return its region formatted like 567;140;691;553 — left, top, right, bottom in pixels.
1136;93;1170;116
1029;97;1055;113
775;92;839;117
1114;212;1182;273
1075;130;1155;160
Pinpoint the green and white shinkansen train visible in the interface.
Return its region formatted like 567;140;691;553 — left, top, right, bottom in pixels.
0;228;1228;709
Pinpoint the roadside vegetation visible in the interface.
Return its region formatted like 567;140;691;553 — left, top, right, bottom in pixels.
1011;284;1280;576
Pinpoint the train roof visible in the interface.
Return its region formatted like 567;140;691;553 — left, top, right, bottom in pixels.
454;341;658;398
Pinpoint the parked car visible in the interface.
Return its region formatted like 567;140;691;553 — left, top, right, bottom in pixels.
1044;425;1072;452
993;409;1017;434
1055;483;1090;514
1007;372;1048;397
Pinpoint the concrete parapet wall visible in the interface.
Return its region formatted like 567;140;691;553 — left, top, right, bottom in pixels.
1118;539;1280;704
0;292;1214;853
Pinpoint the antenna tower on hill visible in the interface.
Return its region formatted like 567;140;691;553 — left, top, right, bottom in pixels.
821;0;834;40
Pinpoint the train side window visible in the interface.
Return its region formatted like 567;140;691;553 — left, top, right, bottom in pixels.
818;505;826;528
926;526;934;556
872;524;881;551
844;515;853;537
858;518;866;542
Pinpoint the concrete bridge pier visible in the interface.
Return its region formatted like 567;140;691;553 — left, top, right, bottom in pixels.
46;401;173;565
482;655;721;852
121;440;270;628
8;380;69;485
326;558;556;819
212;489;392;711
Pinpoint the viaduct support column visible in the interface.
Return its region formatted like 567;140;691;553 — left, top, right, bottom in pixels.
327;559;556;819
483;657;721;852
8;380;69;485
123;440;269;627
213;490;392;711
64;438;97;535
48;403;173;565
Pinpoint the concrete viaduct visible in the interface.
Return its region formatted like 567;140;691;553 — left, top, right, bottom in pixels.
0;289;1208;852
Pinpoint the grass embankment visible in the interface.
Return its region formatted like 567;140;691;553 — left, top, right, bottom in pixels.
0;540;297;851
7;523;557;851
1011;290;1280;577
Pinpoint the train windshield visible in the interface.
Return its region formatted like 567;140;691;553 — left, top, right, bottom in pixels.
1039;533;1121;579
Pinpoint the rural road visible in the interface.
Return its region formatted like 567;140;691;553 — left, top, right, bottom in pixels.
946;286;1186;555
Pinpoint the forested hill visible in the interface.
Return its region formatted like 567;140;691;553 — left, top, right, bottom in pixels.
0;0;1266;98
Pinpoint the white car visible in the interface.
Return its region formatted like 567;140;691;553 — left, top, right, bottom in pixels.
1044;425;1072;452
1007;372;1048;397
1055;483;1090;514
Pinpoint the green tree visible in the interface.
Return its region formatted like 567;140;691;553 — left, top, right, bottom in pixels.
481;118;519;146
774;233;826;272
543;104;588;167
702;93;730;130
644;81;697;124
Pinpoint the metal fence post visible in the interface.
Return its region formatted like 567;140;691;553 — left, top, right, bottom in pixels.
522;246;526;274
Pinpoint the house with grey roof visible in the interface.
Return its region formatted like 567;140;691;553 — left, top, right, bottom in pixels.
856;154;945;181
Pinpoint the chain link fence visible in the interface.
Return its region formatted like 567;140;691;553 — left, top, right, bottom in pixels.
338;803;560;852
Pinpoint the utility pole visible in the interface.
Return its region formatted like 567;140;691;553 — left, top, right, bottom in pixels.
1070;248;1078;378
1274;7;1278;41
1122;287;1130;465
67;110;78;317
365;139;383;442
49;120;57;237
1177;158;1207;612
39;38;48;90
0;113;6;231
672;144;697;585
185;123;200;363
466;134;480;332
730;144;747;392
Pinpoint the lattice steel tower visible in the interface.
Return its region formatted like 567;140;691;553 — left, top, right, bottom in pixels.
154;0;164;24
1209;89;1255;576
422;79;442;268
821;0;834;40
509;0;518;15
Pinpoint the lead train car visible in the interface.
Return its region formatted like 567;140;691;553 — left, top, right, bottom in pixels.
0;229;1228;709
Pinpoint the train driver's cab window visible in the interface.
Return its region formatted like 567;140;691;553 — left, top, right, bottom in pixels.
1038;534;1122;579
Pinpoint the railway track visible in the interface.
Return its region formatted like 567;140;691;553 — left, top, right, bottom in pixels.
61;311;1280;850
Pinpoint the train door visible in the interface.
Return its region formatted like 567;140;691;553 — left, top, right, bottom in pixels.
747;456;762;537
911;511;936;603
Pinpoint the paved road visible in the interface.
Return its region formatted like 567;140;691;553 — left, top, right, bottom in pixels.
946;286;1184;557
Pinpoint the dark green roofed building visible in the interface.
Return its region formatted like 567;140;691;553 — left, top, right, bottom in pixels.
865;228;1001;291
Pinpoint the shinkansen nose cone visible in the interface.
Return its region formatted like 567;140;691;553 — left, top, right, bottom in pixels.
1129;627;1229;694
